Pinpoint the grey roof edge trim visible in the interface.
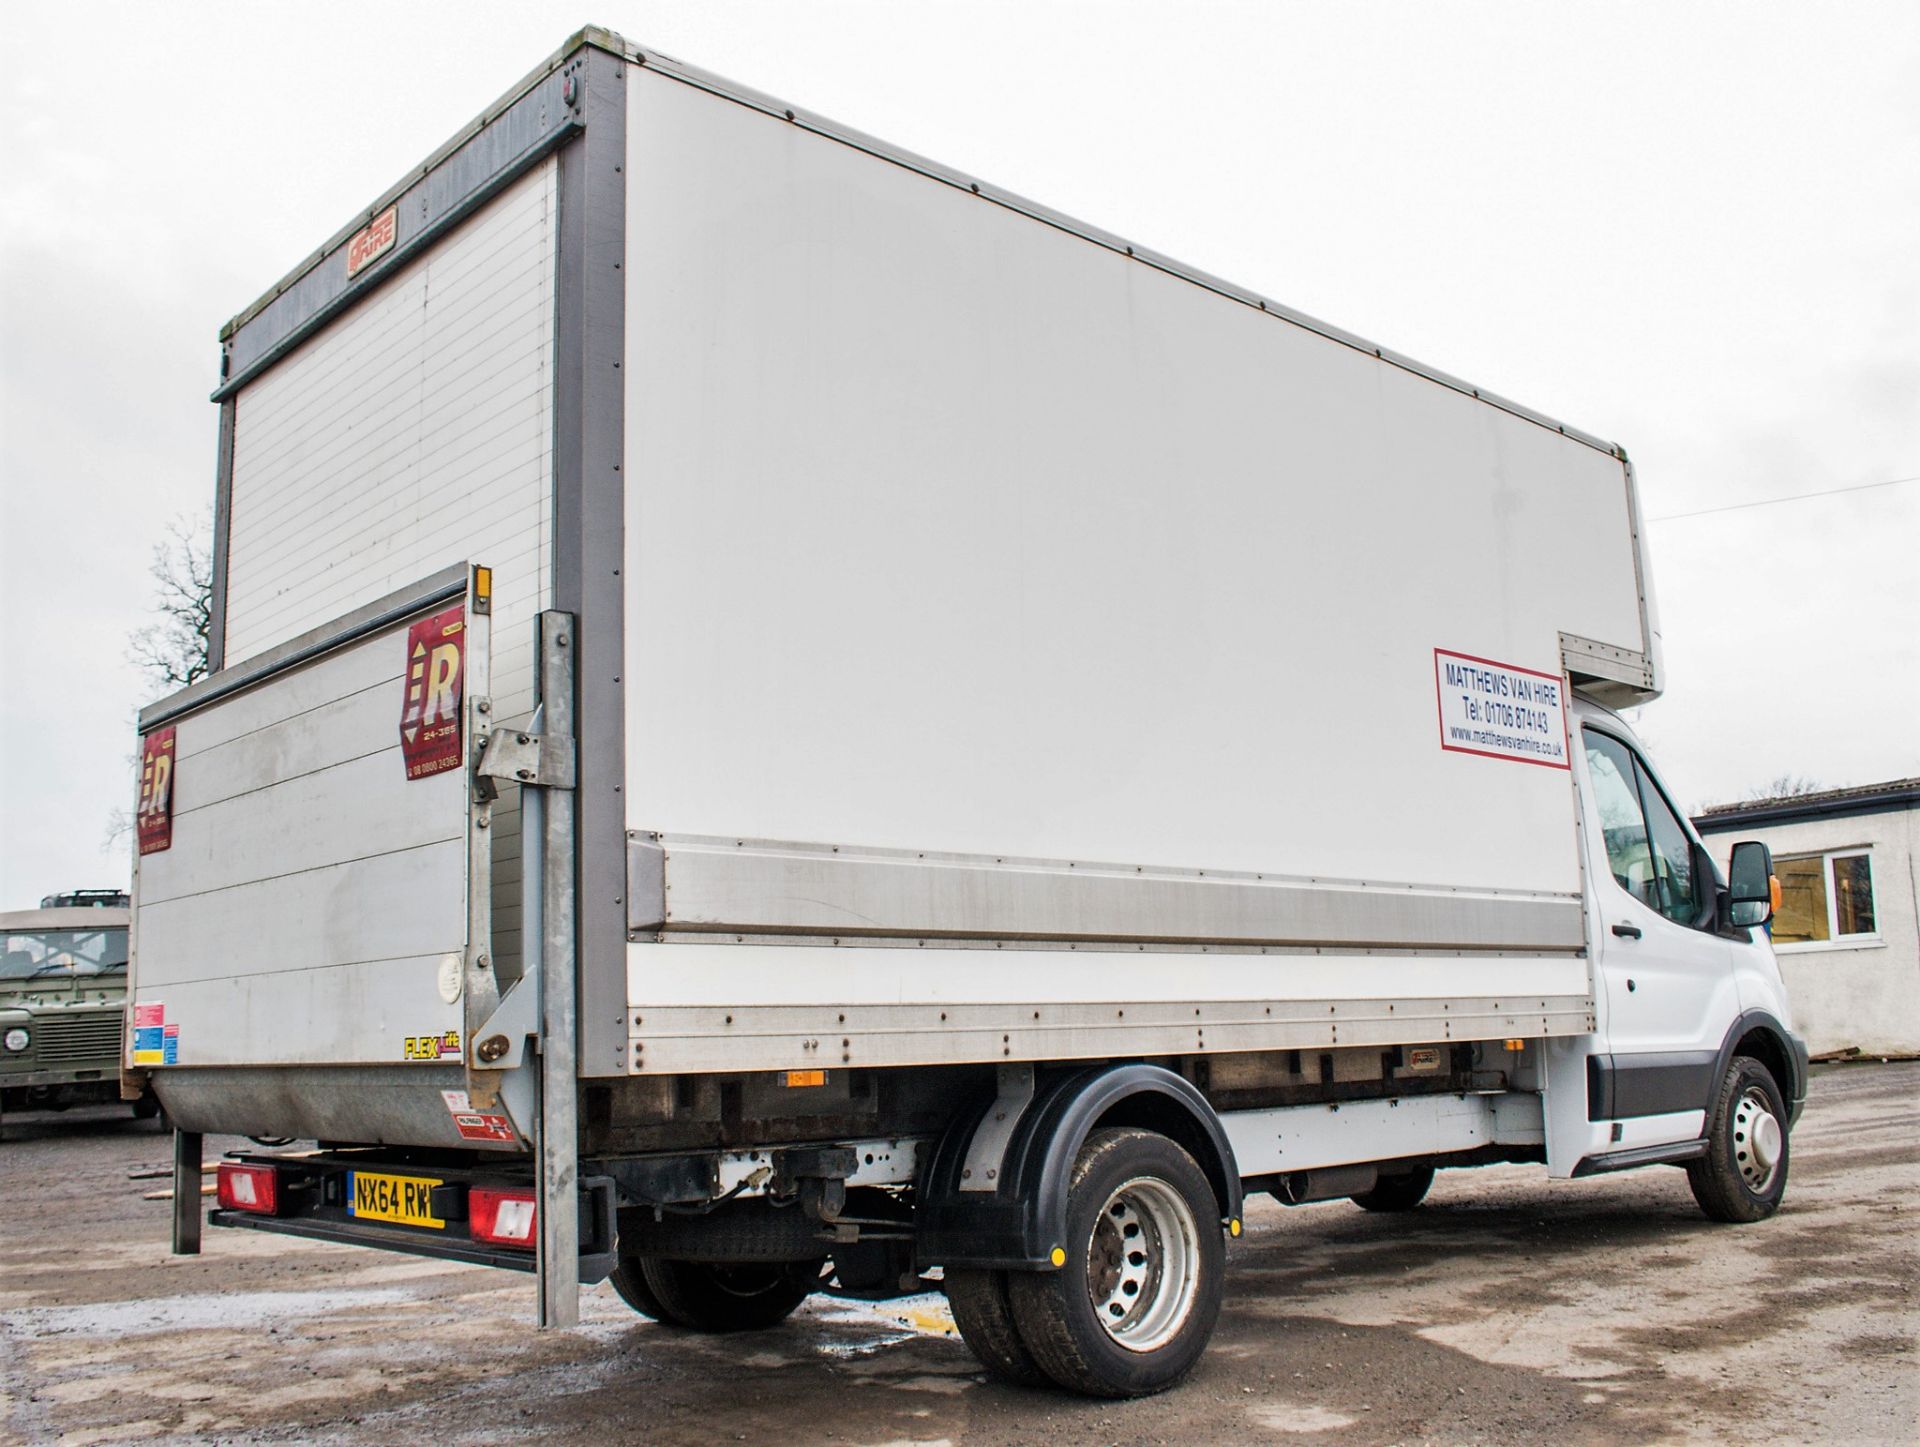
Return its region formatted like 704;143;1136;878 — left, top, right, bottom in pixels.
1693;783;1920;833
610;33;1623;460
215;26;1623;460
137;563;469;732
0;907;132;932
217;25;619;344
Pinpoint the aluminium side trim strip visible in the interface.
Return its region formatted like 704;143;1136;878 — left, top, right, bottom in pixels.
625;997;1597;1076
638;834;1589;955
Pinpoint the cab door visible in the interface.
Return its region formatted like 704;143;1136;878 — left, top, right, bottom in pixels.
1578;719;1736;1143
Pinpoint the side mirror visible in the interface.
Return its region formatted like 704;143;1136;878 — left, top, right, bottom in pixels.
1728;840;1774;928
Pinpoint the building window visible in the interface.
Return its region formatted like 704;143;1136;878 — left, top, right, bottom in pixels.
1773;850;1878;946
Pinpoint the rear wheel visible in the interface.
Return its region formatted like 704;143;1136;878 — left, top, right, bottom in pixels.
608;1254;669;1320
1350;1166;1434;1213
946;1268;1049;1386
1007;1127;1225;1398
636;1258;824;1332
1687;1055;1789;1223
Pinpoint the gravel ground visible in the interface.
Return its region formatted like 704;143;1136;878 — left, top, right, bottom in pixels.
1;1062;1913;1446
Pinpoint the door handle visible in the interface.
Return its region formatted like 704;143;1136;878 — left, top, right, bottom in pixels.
1611;923;1642;939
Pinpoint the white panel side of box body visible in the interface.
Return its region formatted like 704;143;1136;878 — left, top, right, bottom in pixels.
133;621;469;1067
618;68;1628;897
221;159;557;977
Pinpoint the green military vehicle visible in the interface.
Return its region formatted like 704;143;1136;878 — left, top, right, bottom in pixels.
1;890;158;1132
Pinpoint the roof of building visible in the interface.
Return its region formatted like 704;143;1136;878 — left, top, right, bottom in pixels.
1694;777;1920;832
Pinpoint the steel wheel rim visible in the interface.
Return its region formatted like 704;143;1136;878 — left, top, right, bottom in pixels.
1085;1175;1200;1353
1732;1085;1783;1194
708;1264;787;1299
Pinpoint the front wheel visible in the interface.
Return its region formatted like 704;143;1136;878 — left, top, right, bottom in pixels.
633;1258;824;1332
1007;1127;1225;1398
1687;1056;1789;1223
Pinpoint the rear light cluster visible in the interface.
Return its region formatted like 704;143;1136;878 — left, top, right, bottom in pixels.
216;1163;537;1250
217;1163;280;1215
470;1187;537;1248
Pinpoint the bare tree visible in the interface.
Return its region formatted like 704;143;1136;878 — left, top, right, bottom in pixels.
109;512;215;850
129;511;214;690
1746;773;1822;802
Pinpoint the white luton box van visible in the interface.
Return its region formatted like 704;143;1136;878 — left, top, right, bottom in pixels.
127;29;1807;1398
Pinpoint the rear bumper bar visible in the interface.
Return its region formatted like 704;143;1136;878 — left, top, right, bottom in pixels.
209;1208;617;1279
207;1152;617;1284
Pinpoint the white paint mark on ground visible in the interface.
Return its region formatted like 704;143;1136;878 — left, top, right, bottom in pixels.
1251;1403;1359;1432
0;1288;412;1339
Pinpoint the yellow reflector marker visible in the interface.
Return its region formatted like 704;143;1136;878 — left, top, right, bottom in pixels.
1049;1246;1067;1267
1229;1218;1242;1237
1505;1038;1526;1052
784;1069;826;1087
473;565;492;601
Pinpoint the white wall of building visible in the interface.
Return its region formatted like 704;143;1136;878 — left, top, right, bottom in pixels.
1701;804;1920;1057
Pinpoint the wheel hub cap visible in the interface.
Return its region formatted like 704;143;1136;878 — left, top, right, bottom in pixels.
1086;1176;1200;1354
1732;1087;1783;1193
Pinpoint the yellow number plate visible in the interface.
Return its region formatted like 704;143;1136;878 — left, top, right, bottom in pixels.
348;1171;445;1229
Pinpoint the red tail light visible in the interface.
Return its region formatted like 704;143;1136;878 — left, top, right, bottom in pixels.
470;1186;537;1249
216;1163;280;1215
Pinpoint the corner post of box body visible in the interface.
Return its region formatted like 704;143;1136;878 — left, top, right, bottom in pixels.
172;1129;203;1255
207;394;236;672
536;609;581;1327
551;37;629;1083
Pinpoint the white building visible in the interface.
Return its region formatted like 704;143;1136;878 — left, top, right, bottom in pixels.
1695;779;1920;1058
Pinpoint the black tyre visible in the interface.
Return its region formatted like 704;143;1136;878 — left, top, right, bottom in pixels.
946;1268;1050;1386
1687;1055;1789;1223
608;1255;670;1320
1007;1128;1225;1398
637;1257;824;1332
1350;1166;1435;1213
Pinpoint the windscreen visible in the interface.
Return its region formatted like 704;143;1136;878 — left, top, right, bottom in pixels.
0;927;129;981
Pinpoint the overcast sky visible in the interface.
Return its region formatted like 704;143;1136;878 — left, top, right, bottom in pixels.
2;1;1916;907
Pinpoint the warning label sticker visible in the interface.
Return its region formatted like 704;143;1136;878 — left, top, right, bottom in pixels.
1434;649;1570;770
399;606;466;780
440;1089;518;1144
132;1001;177;1065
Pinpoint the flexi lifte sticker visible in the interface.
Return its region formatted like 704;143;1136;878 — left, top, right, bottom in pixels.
404;1029;462;1061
